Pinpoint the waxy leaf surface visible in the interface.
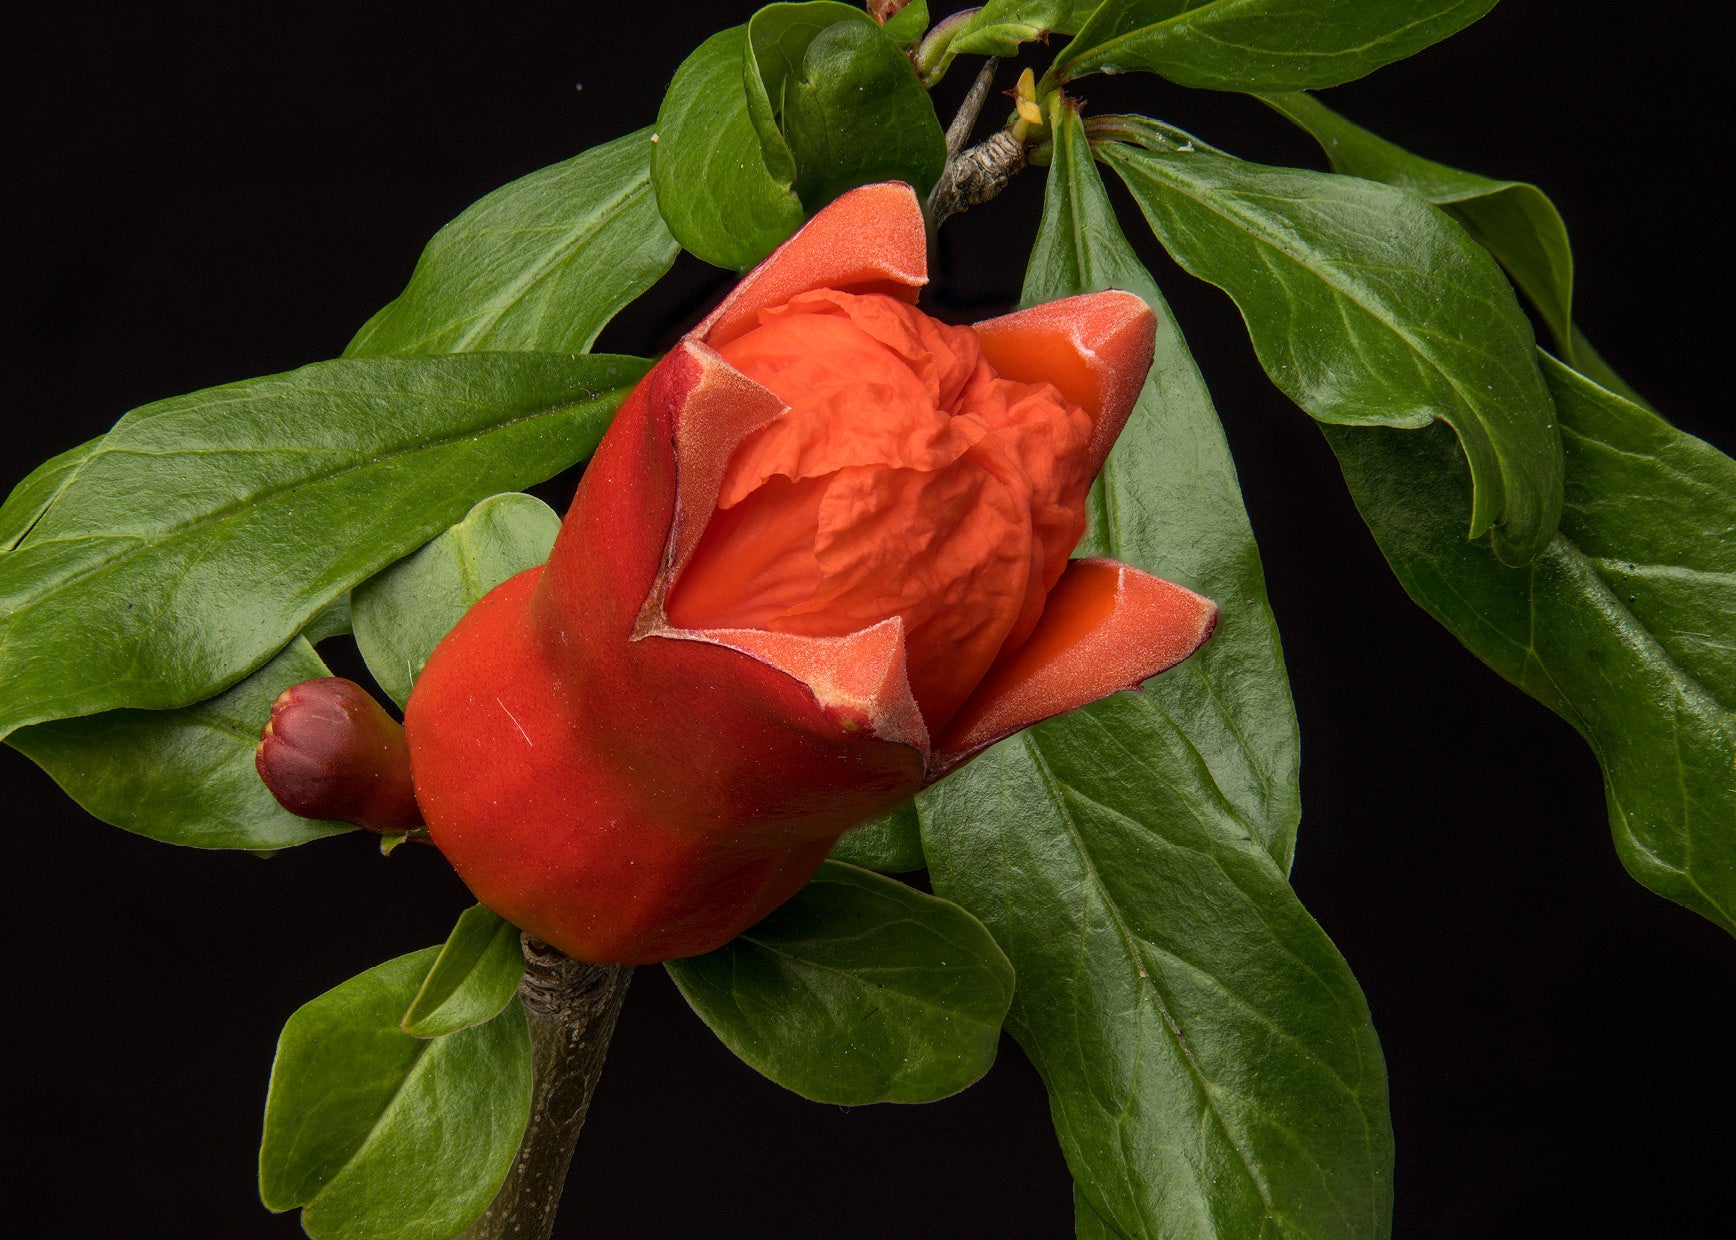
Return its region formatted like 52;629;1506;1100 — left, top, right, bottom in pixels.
744;2;868;184
0;438;98;554
1257;92;1650;408
1328;358;1736;933
1058;0;1495;91
665;861;1014;1105
1101;121;1562;564
1074;1185;1118;1240
0;352;648;740
300;593;353;645
353;492;561;709
919;103;1390;1240
879;0;930;46
1038;101;1299;868
8;637;346;851
780;18;947;203
402;905;527;1038
653;26;806;271
922;720;1393;1240
260;948;532;1240
950;0;1097;56
345;128;677;358
828;799;926;872
1261;91;1575;355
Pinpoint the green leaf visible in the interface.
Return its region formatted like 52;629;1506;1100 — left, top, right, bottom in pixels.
1326;357;1736;933
915;101;1388;1237
402;905;527;1038
1261;91;1576;356
1099;120;1562;565
260;948;532;1240
353;492;560;709
920;720;1394;1240
1034;100;1299;869
879;0;930;47
1254;94;1664;417
301;592;353;644
827;799;926;871
7;637;348;850
950;0;1097;57
0;352;648;741
744;3;945;204
665;860;1014;1105
1057;0;1495;91
653;26;807;271
0;437;99;554
1074;1184;1117;1240
745;2;868;185
780;19;948;203
344;128;677;358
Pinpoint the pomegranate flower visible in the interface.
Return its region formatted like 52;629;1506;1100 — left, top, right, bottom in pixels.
400;183;1217;964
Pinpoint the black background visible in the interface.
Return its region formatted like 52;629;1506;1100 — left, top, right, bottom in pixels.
5;2;1730;1237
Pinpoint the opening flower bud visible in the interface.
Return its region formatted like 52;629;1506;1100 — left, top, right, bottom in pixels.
403;183;1218;964
667;289;1098;733
256;677;423;834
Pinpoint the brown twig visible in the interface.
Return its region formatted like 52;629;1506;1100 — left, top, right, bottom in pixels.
460;938;633;1240
927;58;1036;229
944;57;1000;158
928;128;1032;229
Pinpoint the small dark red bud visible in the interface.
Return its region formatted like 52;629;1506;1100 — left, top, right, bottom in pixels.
256;677;423;833
868;0;910;23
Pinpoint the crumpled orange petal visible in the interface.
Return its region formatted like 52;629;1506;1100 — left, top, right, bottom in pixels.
402;183;1216;965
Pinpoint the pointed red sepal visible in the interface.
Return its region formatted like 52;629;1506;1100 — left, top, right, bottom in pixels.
687;618;931;755
931;558;1217;776
972;290;1154;480
695;182;928;349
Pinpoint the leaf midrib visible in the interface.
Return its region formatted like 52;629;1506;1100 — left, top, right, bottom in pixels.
1019;733;1281;1235
431;177;654;354
1106;140;1543;533
1068;0;1463;76
0;383;621;634
738;928;996;1021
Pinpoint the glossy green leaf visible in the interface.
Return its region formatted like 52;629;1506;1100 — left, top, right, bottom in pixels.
260;948;532;1239
665;861;1014;1105
653;26;807;271
879;0;930;47
1256;93;1663;420
950;0;1097;57
1057;0;1495;91
402;905;527;1038
0;352;648;741
780;19;948;203
744;2;869;185
344;129;676;358
911;7;977;84
7;637;347;850
0;437;99;554
827;799;925;872
300;592;352;644
1326;357;1736;933
1037;100;1299;869
915;101;1388;1238
1261;91;1575;355
1074;1184;1117;1240
1100;120;1562;565
353;493;560;709
921;717;1393;1240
